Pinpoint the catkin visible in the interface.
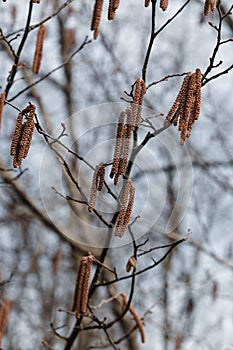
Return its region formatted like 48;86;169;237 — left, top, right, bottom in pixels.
97;162;105;191
10;104;36;168
32;24;46;74
115;180;135;237
120;293;145;343
132;78;146;128
91;0;104;40
204;0;210;16
165;69;202;145
126;256;137;272
0;92;6;129
88;165;99;212
72;255;92;319
160;0;169;11
88;163;106;211
108;0;120;20
0;299;11;347
210;0;217;12
145;0;150;7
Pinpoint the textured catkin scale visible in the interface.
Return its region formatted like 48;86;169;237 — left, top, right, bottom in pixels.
160;0;169;11
91;0;104;39
32;24;46;74
0;92;6;129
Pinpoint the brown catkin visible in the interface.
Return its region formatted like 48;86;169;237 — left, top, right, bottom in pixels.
132;78;146;128
110;110;126;179
91;0;104;39
115;180;135;237
0;299;11;347
97;162;105;191
204;0;210;16
80;255;92;314
187;69;202;137
120;293;145;343
32;0;41;3
210;0;217;12
88;165;99;212
160;0;169;11
108;0;115;20
73;255;92;319
108;0;120;20
126;256;137;272
10;104;36;168
0;92;6;129
32;24;46;74
165;69;202;144
145;0;150;7
118;124;131;176
123;184;135;228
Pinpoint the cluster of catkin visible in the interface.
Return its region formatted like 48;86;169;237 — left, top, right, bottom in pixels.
204;0;217;16
72;255;92;319
0;299;11;347
165;69;202;145
0;92;6;129
115;179;135;237
10;104;36;168
91;0;120;39
120;293;145;343
110;78;146;184
88;162;106;212
32;24;46;74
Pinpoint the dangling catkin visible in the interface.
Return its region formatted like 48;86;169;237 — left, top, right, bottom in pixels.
0;92;6;129
0;299;11;347
88;165;99;212
72;255;92;319
97;162;105;191
91;0;104;40
10;104;36;168
32;24;46;74
160;0;169;11
165;69;202;145
145;0;150;7
110;110;127;181
132;78;146;128
120;293;145;343
204;0;210;16
115;180;135;237
126;256;137;272
210;0;217;12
